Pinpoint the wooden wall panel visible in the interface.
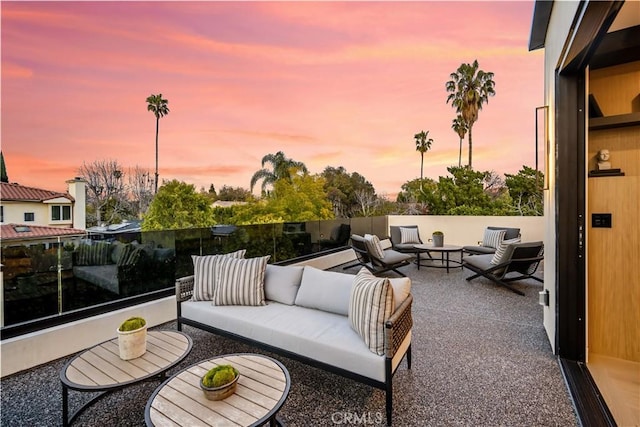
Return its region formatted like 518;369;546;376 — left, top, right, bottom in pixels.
588;126;640;362
589;61;640;115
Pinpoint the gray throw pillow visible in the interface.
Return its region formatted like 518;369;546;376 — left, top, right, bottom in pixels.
294;266;354;316
264;264;304;305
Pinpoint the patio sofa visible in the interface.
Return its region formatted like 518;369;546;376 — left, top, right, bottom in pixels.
176;257;413;426
72;240;175;296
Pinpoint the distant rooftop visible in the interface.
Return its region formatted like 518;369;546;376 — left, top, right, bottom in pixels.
0;182;73;203
0;223;86;241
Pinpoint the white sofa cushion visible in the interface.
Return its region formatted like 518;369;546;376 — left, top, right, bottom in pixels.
349;268;394;355
192;249;246;301
213;255;269;306
264;264;304;305
181;300;393;382
294;266;354;316
388;277;411;311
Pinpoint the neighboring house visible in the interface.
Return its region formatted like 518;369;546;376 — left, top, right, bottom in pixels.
530;1;638;425
0;178;86;231
0;224;86;248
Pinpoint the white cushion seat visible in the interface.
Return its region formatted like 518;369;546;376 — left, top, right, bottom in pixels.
180;300;409;382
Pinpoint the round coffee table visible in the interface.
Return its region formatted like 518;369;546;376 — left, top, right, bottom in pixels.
414;244;464;273
145;353;290;427
60;330;192;426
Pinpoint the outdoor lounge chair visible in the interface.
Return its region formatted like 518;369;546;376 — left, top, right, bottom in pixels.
462;241;544;295
346;234;413;277
389;225;433;260
462;226;521;255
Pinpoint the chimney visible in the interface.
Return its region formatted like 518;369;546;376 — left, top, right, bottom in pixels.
66;177;87;230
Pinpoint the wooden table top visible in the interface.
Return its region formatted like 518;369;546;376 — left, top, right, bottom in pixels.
61;330;192;391
146;353;290;427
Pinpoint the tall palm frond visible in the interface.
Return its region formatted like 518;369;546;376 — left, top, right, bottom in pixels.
414;130;433;181
445;60;495;168
146;93;170;193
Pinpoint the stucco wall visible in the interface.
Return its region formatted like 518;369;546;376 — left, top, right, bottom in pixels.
387;215;544;246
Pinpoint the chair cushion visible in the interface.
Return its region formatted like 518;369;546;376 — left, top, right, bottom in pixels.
482;229;506;249
349;268;394;356
491;237;521;265
213;255;269;306
462;245;496;255
399;227;421;244
264;264;304;305
364;234;385;259
295;266;354;316
381;249;413;265
488;226;520;240
191;249;246;301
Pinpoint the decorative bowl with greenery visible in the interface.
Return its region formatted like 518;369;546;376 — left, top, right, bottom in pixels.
117;316;147;360
200;364;240;401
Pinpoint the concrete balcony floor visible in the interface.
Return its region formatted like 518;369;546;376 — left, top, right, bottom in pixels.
1;257;577;426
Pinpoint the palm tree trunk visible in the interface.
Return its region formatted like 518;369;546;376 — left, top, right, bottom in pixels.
468;126;473;168
458;138;462;167
420;153;424;180
154;117;159;193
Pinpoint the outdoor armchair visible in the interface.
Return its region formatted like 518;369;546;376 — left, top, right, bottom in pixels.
462;241;543;295
347;234;413;277
462;226;521;255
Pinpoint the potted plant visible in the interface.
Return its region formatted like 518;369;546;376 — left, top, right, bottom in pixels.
117;316;147;360
200;364;240;401
432;231;444;247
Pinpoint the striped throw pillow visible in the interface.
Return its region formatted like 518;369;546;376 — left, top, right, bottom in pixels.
399;227;421;244
349;268;394;356
213;255;270;306
490;237;521;265
364;234;385;259
482;229;506;249
192;249;246;301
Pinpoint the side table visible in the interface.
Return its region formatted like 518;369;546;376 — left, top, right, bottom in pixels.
146;353;290;427
414;244;464;273
60;330;192;426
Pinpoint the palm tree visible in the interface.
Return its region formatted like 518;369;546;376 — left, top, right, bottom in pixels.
451;115;468;167
146;93;170;193
414;130;433;180
445;60;495;168
250;151;308;194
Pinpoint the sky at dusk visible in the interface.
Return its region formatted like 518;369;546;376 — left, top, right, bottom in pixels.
1;1;543;198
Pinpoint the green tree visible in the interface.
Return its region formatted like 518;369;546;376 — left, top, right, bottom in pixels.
451;115;468;167
414;130;433;180
321;166;376;217
250;151;308;194
266;174;333;222
146;93;170;194
446;60;495;168
217;185;253;201
505;166;544;215
142;179;214;230
0;151;8;183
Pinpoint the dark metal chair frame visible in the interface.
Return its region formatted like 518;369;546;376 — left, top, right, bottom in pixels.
346;234;413;277
463;242;544;296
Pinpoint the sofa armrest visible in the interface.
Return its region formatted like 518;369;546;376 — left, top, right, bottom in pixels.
384;294;413;358
176;275;195;303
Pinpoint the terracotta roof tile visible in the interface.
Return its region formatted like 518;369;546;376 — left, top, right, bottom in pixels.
0;182;73;202
1;224;86;241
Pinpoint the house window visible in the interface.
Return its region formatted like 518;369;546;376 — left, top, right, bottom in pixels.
51;205;71;221
24;212;35;222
